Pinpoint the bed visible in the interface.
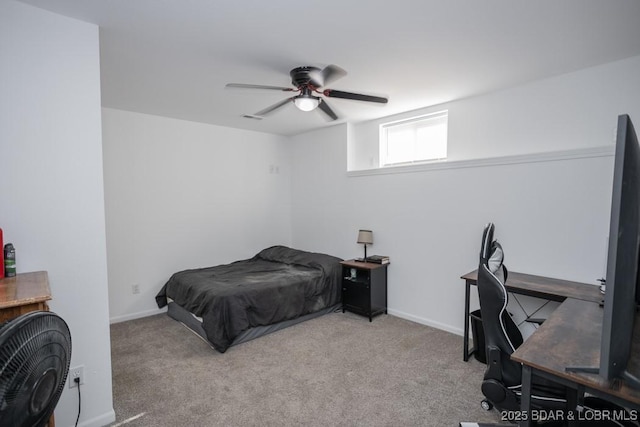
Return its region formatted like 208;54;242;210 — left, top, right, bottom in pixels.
155;245;342;352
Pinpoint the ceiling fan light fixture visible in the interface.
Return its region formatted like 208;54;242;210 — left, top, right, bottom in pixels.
294;95;320;112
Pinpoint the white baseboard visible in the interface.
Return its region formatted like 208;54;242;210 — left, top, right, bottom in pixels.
109;307;167;324
79;409;116;427
387;308;463;337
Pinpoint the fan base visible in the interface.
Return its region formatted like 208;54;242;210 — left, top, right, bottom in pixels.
290;66;321;87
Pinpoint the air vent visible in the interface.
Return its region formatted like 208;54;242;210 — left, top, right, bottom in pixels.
243;114;263;120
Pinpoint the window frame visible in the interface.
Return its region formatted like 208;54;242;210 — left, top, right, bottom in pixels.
379;110;448;168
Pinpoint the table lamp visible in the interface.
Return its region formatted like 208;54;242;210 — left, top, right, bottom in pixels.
357;229;373;262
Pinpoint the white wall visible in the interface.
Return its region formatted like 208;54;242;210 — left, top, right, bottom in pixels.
350;55;640;170
0;2;114;426
102;108;292;322
291;56;640;335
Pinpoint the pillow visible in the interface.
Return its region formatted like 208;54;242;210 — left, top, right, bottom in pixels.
488;241;504;275
255;245;342;270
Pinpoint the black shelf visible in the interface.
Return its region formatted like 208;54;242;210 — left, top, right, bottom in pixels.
340;261;388;322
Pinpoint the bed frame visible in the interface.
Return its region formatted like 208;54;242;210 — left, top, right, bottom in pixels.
167;301;340;349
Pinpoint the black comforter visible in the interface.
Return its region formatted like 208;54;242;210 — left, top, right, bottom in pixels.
155;246;342;352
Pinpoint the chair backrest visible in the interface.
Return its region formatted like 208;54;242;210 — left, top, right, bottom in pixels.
477;223;523;386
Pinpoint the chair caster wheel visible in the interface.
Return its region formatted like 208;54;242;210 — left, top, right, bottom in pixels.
481;399;493;411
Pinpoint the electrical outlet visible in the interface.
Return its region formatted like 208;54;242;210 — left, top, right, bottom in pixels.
132;284;140;294
69;365;84;389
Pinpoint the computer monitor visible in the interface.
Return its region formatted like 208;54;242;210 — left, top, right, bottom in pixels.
600;114;640;387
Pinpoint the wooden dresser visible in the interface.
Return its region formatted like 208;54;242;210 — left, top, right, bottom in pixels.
0;271;52;322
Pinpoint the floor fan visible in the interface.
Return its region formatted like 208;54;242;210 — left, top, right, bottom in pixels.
0;311;72;427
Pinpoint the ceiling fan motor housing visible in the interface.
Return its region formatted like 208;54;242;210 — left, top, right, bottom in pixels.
290;66;321;88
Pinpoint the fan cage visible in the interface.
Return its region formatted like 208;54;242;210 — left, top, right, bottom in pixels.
0;311;71;427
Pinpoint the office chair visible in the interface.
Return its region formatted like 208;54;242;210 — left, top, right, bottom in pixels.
477;223;567;412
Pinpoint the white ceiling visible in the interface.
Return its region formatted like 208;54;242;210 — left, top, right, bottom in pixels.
18;0;640;136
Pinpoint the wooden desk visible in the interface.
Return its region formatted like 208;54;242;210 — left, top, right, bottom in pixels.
0;271;55;427
460;269;602;361
0;271;52;322
512;298;640;426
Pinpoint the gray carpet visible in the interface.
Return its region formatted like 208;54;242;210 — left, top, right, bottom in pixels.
109;311;504;426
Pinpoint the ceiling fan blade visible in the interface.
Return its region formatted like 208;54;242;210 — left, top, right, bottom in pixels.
323;89;388;104
254;97;294;116
226;83;294;92
318;99;338;121
321;65;347;86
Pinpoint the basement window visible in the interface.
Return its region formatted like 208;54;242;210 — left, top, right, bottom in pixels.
379;111;448;167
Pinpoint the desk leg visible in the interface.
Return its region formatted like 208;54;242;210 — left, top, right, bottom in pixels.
566;385;581;427
520;365;532;427
463;280;472;361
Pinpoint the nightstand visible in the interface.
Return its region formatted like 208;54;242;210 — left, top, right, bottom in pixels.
340;259;388;321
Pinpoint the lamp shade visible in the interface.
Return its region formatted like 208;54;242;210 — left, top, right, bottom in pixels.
357;229;373;245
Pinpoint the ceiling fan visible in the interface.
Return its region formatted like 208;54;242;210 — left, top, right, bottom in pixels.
226;65;388;121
